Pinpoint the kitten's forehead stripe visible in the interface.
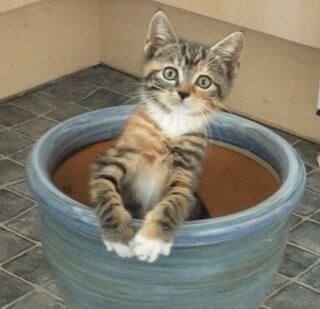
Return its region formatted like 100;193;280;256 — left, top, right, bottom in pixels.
179;41;208;68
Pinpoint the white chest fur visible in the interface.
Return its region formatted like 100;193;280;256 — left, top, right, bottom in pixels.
132;160;164;216
146;103;206;137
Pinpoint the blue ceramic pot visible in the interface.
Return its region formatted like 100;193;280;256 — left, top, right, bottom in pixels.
26;105;305;309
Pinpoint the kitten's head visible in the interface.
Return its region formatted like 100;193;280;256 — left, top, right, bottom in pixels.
142;11;244;118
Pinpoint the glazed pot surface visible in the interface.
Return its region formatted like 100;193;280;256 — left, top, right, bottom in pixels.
26;105;306;309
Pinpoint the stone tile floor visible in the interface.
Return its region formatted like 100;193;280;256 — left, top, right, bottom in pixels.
0;64;319;309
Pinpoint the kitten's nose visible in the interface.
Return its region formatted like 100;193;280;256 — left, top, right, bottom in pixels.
178;91;190;100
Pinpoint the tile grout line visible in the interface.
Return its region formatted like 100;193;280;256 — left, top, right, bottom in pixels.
43;85;102;103
308;217;320;225
2;204;37;226
0;178;28;188
303;162;319;176
294;258;320;282
262;260;320;306
7;143;34;158
42;82;133;104
0;184;35;203
36;285;64;303
0;153;26;168
0;290;35;309
263;251;320;303
305;186;320;196
296;281;320;294
262;279;292;303
0;244;39;268
0;267;63;308
43;102;93;120
0;129;35;146
10;91;96;122
290;206;320;232
264;259;320;303
69;101;93;112
2;104;38;126
9;102;61;124
0;225;40;247
1;125;38;143
10;97;72;118
101;86;137;99
303;187;320;196
287;241;320;258
35;89;74;103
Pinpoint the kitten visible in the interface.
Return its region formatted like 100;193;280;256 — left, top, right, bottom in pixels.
90;11;244;262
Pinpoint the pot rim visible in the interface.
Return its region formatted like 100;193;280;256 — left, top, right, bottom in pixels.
26;105;306;245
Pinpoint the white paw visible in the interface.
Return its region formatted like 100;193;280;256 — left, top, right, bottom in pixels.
103;240;134;258
133;234;172;263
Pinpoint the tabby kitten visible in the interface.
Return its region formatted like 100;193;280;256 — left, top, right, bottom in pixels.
90;11;244;262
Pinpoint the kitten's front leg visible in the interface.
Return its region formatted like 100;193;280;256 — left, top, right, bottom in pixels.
90;149;137;258
133;186;195;262
91;178;136;257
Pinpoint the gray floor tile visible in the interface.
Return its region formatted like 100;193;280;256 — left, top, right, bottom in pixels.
304;163;314;175
265;283;320;309
0;159;25;185
78;88;130;110
11;92;70;115
0;124;5;131
0;270;33;307
306;170;320;194
75;65;139;95
311;212;320;222
14;117;58;139
290;221;320;255
0;189;34;222
294;140;320;167
266;274;289;296
279;244;318;277
0;105;36;127
46;104;88;122
294;190;320;216
8;180;33;199
0;130;34;156
7;292;65;309
10;146;33;165
0;228;33;262
288;214;302;229
45;281;62;298
3;247;52;285
46;79;98;101
299;263;320;291
6;208;40;241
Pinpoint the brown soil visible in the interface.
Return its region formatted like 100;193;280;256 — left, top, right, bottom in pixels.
52;140;280;217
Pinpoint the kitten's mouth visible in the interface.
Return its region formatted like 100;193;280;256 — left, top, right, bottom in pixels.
180;98;193;107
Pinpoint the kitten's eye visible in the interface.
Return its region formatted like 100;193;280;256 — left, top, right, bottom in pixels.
163;67;178;81
196;75;212;89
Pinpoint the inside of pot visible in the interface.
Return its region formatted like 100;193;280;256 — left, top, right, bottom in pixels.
51;138;280;218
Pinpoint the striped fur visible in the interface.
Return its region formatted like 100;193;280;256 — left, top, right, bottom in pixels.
90;11;244;262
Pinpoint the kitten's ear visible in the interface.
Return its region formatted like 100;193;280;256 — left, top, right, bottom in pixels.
144;11;178;57
210;32;244;75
